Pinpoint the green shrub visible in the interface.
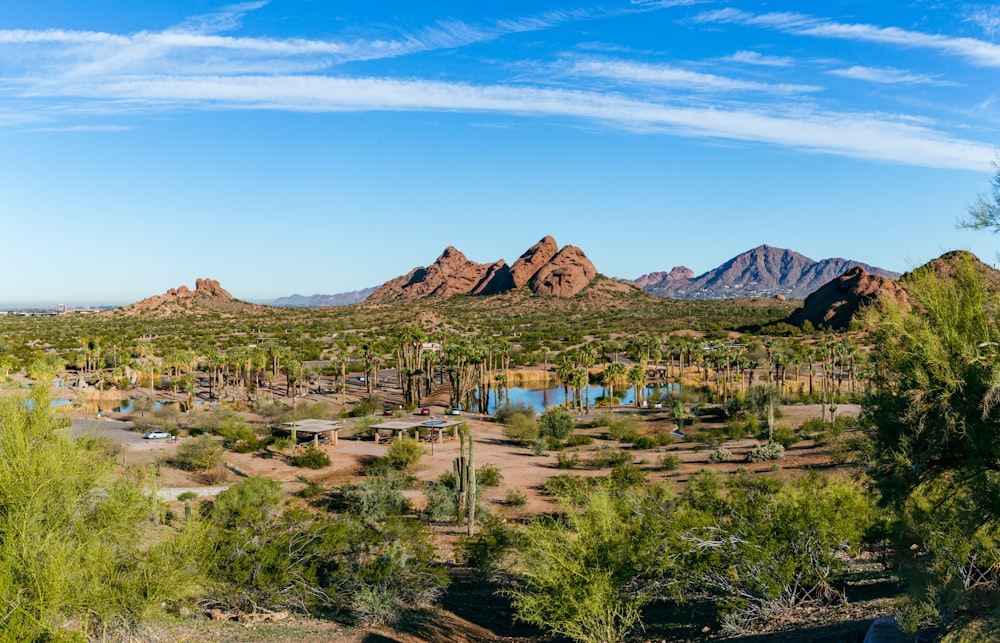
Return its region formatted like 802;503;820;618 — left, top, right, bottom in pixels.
746;442;785;463
539;408;575;440
218;420;260;452
564;433;594;448
629;435;657;450
505;488;528;506
291;446;331;469
177;490;198;502
658;453;682;471
590;448;633;469
477;463;503;487
496;401;535;424
557;452;581;469
456;516;520;574
504;413;539;445
771;424;800;448
296;480;326;499
173;435;223;472
605;415;637;441
543;474;599;499
210;477;283;528
423;476;458;522
609;463;646;486
351;394;382;417
386;437;426;470
336;470;412;520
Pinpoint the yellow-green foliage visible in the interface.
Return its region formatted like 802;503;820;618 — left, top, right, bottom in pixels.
0;387;202;641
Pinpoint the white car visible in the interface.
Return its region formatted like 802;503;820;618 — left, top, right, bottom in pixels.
448;408;461;416
143;430;172;440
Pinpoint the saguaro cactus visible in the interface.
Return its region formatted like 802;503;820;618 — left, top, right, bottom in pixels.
453;426;476;536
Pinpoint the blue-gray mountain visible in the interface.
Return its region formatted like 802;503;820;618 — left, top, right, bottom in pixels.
630;245;900;300
270;287;377;308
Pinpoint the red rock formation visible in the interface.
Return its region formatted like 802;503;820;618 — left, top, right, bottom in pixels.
366;237;600;302
195;278;233;299
471;260;514;296
367;247;494;301
787;266;909;330
116;278;251;317
529;245;598;297
509;236;559;288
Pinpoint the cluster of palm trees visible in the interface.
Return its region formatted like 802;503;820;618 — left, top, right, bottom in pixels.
8;319;867;420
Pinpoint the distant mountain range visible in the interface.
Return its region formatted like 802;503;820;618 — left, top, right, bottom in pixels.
269;287;377;308
266;242;900;307
630;245;900;300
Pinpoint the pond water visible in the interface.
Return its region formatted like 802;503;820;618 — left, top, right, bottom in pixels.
20;398;73;410
482;382;679;414
111;399;210;413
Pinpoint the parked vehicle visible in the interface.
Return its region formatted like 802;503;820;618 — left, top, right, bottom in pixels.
419;408;431;416
382;407;394;416
144;430;171;440
448;407;461;416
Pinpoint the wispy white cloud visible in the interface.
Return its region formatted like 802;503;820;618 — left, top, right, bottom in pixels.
965;5;1000;39
0;3;681;81
569;59;819;94
829;65;954;86
722;50;794;67
695;8;1000;67
23;124;132;132
0;3;995;172
34;73;990;170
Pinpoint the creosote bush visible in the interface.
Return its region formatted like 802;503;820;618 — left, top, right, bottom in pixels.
173;434;223;471
291;445;331;469
386;436;426;470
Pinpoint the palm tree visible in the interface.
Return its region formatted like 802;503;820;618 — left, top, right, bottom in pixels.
627;364;647;408
603;361;628;403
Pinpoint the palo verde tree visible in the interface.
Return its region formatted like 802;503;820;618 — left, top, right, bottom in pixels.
958;155;1000;233
863;253;1000;622
0;387;203;640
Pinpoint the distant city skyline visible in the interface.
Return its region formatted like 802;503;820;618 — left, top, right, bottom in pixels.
1;1;998;306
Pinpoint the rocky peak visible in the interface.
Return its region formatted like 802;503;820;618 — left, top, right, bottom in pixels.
530;245;598;297
366;236;600;302
116;278;254;317
510;235;559;288
194;278;233;300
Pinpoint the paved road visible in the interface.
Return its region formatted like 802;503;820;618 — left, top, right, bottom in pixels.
69;417;147;446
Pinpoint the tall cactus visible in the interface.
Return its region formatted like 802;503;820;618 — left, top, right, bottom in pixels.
453;426;476;536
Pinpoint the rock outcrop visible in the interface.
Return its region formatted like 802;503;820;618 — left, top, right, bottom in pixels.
116;278;257;317
510;236;560;288
366;237;599;302
529;245;598;297
787;266;909;330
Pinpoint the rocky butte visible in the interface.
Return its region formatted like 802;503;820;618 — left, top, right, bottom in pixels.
366;236;599;302
113;278;260;317
786;266;910;330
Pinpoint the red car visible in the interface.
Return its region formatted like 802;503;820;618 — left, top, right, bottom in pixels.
419;408;431;416
383;407;394;416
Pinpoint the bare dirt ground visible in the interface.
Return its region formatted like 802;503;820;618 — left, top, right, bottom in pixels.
50;373;887;643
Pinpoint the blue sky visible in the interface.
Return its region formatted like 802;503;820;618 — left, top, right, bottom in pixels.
1;0;999;306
